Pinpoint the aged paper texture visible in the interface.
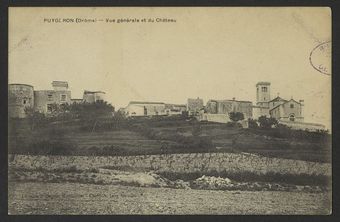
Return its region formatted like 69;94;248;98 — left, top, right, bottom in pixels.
8;7;331;215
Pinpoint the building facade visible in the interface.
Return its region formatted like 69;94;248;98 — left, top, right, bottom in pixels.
8;84;35;118
253;81;304;122
269;99;304;122
34;81;71;114
83;90;106;103
124;101;167;117
187;98;204;116
165;104;187;115
205;98;253;119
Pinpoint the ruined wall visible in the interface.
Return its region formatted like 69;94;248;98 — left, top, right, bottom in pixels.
10;153;331;177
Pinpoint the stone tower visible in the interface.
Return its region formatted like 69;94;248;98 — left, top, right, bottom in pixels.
8;84;34;118
256;82;271;105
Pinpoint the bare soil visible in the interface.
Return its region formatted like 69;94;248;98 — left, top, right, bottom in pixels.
8;182;331;215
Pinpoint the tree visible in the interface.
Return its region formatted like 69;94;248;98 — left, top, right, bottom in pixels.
229;112;244;122
258;116;278;129
68;101;115;132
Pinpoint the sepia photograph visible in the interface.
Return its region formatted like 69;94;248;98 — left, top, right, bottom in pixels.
8;7;331;215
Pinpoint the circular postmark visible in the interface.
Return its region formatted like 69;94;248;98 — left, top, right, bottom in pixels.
309;41;331;76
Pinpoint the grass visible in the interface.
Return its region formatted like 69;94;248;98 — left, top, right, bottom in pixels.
8;117;331;163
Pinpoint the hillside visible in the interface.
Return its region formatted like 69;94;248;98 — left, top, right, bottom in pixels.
8;117;331;163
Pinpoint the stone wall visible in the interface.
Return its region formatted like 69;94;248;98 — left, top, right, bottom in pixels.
278;120;326;132
199;114;230;123
10;152;331;177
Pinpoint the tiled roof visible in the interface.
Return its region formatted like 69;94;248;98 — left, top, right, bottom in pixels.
269;99;302;111
268;96;287;103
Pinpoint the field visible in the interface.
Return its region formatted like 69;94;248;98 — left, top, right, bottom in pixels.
8;116;332;215
8;182;331;215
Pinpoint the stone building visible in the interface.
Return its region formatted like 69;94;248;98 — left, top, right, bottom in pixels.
124;101;167;117
165;104;187;115
34;81;71;114
8;84;35;118
83;90;106;103
253;81;304;122
252;82;271;118
205;98;253;119
187;97;204;116
269;98;304;122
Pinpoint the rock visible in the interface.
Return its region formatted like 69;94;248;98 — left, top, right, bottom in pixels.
193;176;232;189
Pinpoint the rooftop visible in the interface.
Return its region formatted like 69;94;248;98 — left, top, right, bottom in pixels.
269;98;302;111
129;101;165;105
84;90;106;94
256;82;271;86
9;83;34;88
52;81;68;86
268;96;287;103
209;99;253;103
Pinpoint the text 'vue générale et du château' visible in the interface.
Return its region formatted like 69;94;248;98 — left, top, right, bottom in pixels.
43;17;177;24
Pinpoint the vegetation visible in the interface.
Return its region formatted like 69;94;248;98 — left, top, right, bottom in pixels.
248;118;258;129
24;107;47;130
257;116;278;129
229;112;244;122
9;104;331;162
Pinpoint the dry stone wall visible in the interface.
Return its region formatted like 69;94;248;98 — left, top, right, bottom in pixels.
10;152;331;176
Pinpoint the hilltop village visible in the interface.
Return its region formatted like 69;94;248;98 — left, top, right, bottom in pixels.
8;81;325;131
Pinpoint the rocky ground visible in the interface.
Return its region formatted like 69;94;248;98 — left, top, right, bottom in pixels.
8;167;329;192
8;181;331;215
8;166;332;215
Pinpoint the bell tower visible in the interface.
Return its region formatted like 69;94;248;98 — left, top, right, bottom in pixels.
256;82;271;105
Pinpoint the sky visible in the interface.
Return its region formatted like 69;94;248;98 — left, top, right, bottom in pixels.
9;7;331;129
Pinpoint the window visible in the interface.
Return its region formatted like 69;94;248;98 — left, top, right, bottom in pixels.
48;94;53;101
290;104;294;108
262;87;267;92
289;114;295;121
61;94;66;101
23;99;26;104
47;104;53;113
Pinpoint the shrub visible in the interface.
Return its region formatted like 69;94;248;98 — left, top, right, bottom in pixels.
258;116;278;129
229;112;244;122
248;118;258;129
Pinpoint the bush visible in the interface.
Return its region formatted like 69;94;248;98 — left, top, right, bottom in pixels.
229;112;244;122
258;116;278;129
248;118;258;129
